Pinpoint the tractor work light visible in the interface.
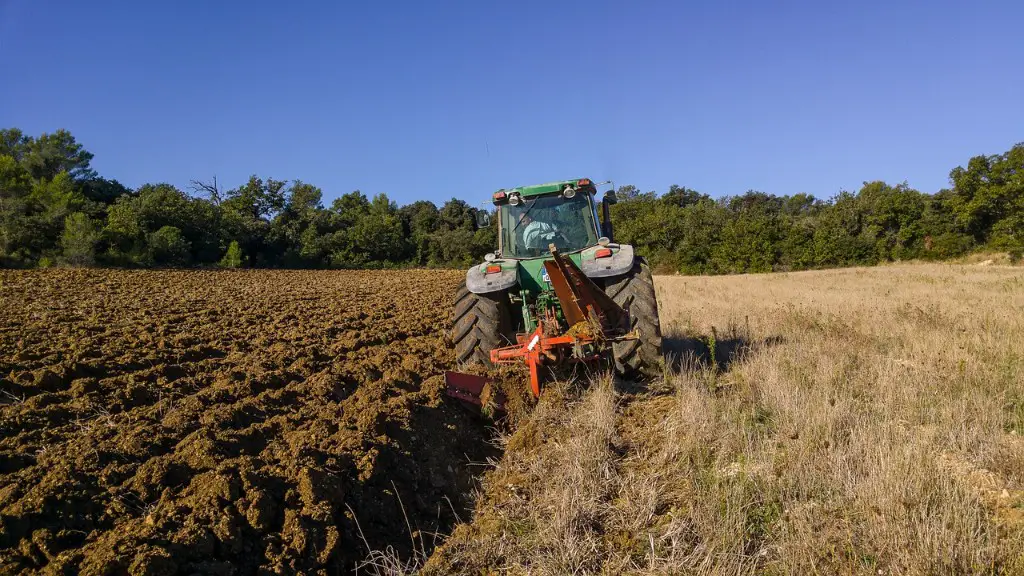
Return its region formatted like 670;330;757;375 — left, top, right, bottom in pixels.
508;193;522;206
485;264;502;274
563;186;576;199
594;247;613;259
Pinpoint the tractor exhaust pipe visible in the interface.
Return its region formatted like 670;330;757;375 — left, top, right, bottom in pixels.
597;181;617;242
602;199;613;241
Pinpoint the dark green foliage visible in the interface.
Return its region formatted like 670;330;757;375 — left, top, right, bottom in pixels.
0;155;33;266
148;226;191;266
1;128;96;181
712;192;784;273
1;127;1021;271
607;144;1022;272
101;183;219;266
59;212;99;267
399;200;441;265
949;146;1024;245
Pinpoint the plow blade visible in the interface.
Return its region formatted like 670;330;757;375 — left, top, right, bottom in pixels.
543;246;627;332
443;371;506;413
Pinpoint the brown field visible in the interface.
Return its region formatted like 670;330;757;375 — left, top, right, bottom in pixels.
2;264;1023;575
0;269;494;575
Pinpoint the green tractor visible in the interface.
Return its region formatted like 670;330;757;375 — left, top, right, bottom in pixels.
448;178;663;398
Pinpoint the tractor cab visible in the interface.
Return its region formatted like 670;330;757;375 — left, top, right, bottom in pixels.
469;178;632;298
488;179;613;259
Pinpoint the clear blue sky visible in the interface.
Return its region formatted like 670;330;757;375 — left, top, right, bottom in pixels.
2;0;1022;206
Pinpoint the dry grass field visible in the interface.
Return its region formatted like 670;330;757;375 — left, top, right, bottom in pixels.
428;263;1024;575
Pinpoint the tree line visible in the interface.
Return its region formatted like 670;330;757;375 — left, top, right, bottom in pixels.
1;127;1020;272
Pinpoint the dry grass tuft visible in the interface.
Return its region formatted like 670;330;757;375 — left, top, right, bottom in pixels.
427;263;1024;575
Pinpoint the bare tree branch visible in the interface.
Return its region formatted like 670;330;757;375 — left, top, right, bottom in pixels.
189;176;221;205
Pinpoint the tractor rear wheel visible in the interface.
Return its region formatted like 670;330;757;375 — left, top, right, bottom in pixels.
450;282;515;366
604;258;664;379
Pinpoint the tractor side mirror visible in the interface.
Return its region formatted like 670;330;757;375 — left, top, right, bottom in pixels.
476;210;492;229
603;191;618;205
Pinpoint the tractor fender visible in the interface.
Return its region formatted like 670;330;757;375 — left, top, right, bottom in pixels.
581;244;635;278
466;263;518;294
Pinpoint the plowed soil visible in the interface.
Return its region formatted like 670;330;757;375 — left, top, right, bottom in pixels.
0;269;497;575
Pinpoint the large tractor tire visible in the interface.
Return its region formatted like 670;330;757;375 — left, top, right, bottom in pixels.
604;258;664;379
450;282;515;366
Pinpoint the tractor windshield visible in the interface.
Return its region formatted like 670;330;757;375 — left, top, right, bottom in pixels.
501;193;599;258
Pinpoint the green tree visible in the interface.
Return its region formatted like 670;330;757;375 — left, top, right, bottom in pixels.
21;172;90;261
857;181;927;260
59;212;99;266
100;183;220;265
221;240;243;268
22;129;96;181
0;155;33;265
427;227;476;267
675;199;728;274
915;189;974;259
949;144;1024;246
437;198;475;232
0;129;31;161
661;185;707;208
103;194;149;265
399;200;440;265
330;190;371;227
3;125;1020;273
813;191;874;266
148;226;191;266
615;185;656;202
419;198;485;266
81;177;131;205
273;180;326;266
329;193;405;266
610;193;661;249
222;176;287;266
712;192;784;273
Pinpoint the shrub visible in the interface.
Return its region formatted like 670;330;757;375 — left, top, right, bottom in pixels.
220;240;243;268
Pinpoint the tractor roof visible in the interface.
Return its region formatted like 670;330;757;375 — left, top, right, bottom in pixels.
500;178;595;198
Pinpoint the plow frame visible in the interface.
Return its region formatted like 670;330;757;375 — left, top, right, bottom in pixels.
445;244;640;406
487;244;637;396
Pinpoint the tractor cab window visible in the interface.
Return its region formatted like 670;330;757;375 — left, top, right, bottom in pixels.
501;193;599;258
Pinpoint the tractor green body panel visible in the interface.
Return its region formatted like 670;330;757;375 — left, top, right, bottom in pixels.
500;179;594;198
516;253;581;293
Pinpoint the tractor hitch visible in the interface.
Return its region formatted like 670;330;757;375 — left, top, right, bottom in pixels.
487;244;635;396
445;245;637;405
